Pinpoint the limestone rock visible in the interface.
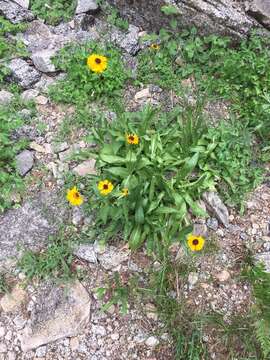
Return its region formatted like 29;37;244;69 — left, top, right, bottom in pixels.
31;50;57;73
73;159;97;176
215;270;230;282
247;0;270;29
0;0;34;23
19;281;91;352
74;244;97;264
13;0;29;9
255;253;270;272
16;150;34;176
75;0;99;14
202;192;229;227
0;90;14;105
134;88;151;101
21;89;39;102
111;25;140;55
0;191;67;268
98;246;129;270
0;285;27;313
8;59;41;89
108;0;263;41
145;336;160;347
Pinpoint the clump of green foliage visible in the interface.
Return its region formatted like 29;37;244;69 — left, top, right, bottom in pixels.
80;105;215;251
202;121;263;211
30;0;76;25
49;41;129;106
18;232;74;282
0;99;30;212
137;28;270;142
0;273;9;294
0;17;27;82
243;262;270;359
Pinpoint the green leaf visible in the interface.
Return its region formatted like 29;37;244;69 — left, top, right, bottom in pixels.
100;154;125;164
179;153;199;179
178;225;193;242
129;225;143;250
160;5;180;15
135;205;144;224
183;194;207;217
106;167;130;178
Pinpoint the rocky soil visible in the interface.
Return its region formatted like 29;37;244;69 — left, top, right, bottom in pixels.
0;0;270;359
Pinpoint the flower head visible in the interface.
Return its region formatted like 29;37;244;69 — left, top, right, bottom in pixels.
87;54;108;73
126;134;139;145
98;180;114;196
66;186;84;206
150;43;160;50
122;188;129;196
187;234;205;252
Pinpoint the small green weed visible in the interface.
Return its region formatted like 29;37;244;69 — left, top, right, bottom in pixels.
31;0;76;25
0;273;9;294
49;41;129;106
17;232;74;282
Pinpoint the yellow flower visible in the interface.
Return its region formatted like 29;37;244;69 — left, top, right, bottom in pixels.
87;54;108;73
126;134;139;145
122;188;129;196
150;43;160;50
187;234;205;252
66;186;84;206
98;180;114;196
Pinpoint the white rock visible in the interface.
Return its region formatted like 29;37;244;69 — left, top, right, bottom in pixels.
111;333;119;341
188;272;199;286
35;95;48;105
75;0;98;14
0;285;27;313
0;342;7;353
73;244;97;263
145;336;159;347
135;88;151;101
215;270;230;282
0;90;14;105
29;142;46;153
31;50;57;73
7;352;16;360
92;325;106;336
19;281;91;352
98;246;129;270
35;345;47;357
13;0;29;9
21;89;39;102
0;327;5;338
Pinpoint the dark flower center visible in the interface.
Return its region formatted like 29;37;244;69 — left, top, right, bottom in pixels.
129;136;134;141
74;192;80;198
95;58;101;64
192;239;199;246
103;184;109;190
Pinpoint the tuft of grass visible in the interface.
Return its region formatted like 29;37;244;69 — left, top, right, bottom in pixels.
0;273;9;294
17;232;74;282
30;0;76;25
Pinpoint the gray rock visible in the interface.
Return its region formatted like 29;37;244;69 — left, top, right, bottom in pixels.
73;159;97;176
206;217;219;231
16;150;34;176
74;13;95;30
21;89;39;102
255;253;270;272
0;191;67;268
98;246;129;270
0;0;34;23
74;244;97;263
19;281;91;351
8;59;41;89
13;0;29;9
72;207;84;226
247;0;270;29
53;142;70;154
202;192;229;227
145;336;159;347
188;272;199;286
111;25;140;55
35;345;47;357
0;90;14;105
31;50;57;73
75;0;98;14
11;125;39;141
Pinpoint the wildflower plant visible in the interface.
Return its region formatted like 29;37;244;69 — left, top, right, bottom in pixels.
83;106;216;252
49;41;129;105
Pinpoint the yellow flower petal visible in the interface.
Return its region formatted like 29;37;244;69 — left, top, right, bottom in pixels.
66;186;84;206
126;134;139;145
87;54;108;73
98;180;114;196
187;234;205;252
